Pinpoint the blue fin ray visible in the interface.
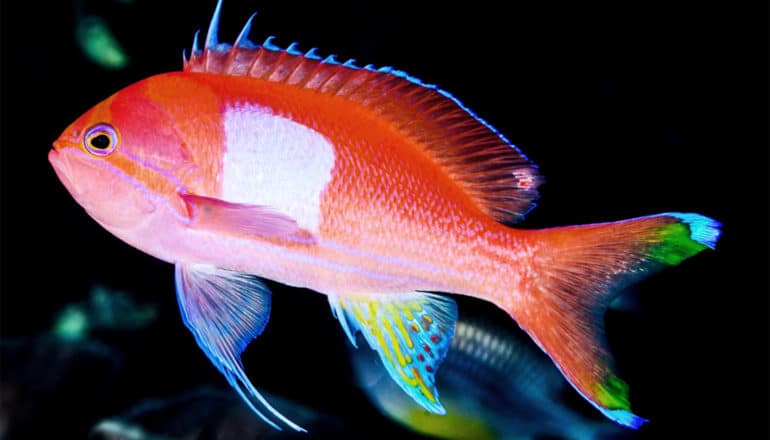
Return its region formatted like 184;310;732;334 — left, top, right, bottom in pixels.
192;29;201;55
205;0;223;50
234;13;257;49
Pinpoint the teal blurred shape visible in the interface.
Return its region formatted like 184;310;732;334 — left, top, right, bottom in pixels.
52;284;157;339
76;15;129;70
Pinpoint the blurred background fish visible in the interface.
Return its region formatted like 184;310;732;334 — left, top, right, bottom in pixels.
351;304;626;440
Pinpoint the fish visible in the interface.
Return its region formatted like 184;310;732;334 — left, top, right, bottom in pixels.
351;313;622;439
49;0;721;432
351;312;625;440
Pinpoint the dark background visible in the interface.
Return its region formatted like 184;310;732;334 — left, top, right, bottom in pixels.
1;0;766;438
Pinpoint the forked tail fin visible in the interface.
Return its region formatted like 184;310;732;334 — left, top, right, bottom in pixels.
508;213;720;428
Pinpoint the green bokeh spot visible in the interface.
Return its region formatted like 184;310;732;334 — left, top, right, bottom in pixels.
76;16;129;70
53;305;89;340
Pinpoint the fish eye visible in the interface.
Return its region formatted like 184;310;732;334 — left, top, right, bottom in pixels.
84;123;119;156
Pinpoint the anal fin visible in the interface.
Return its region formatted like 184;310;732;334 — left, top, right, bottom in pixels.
175;263;304;432
329;292;458;414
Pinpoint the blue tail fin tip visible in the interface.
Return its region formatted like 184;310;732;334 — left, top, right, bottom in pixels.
666;212;722;249
601;408;648;430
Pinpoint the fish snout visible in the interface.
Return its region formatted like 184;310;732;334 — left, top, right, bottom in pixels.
49;148;79;197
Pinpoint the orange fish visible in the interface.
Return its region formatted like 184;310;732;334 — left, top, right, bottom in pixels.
49;0;720;432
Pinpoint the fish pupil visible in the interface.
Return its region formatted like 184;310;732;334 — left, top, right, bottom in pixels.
90;134;111;149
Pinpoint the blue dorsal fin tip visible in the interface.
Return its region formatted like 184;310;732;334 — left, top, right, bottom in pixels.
343;58;359;68
182;48;188;63
364;64;376;70
323;54;339;64
305;47;321;60
391;69;409;78
205;0;224;49
192;29;201;54
262;35;281;51
235;12;257;48
287;42;303;55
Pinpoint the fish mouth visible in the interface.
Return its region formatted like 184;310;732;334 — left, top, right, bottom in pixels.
49;148;80;198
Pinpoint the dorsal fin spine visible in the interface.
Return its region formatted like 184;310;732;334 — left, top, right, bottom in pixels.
305;47;322;60
247;48;271;78
235;13;257;48
286;42;303;55
266;52;291;81
263;36;281;51
192;29;201;55
205;0;223;50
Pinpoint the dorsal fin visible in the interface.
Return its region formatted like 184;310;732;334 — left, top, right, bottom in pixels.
184;1;543;224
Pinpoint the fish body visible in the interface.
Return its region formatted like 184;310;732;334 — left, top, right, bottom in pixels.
52;71;523;299
49;0;721;432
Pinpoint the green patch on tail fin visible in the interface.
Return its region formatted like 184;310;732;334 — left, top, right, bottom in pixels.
592;373;647;429
509;212;720;429
649;213;721;265
597;374;631;409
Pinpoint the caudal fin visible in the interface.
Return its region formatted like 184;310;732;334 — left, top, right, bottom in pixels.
509;212;720;429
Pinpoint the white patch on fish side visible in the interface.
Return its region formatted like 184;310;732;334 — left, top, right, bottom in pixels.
222;104;336;233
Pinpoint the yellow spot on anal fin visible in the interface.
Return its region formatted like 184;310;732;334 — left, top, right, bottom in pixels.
359;301;395;367
381;313;407;367
412;367;436;403
393;313;414;349
384;303;415;349
397;367;419;387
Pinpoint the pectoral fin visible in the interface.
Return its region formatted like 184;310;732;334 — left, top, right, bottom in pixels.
175;263;304;432
179;192;314;243
329;292;458;414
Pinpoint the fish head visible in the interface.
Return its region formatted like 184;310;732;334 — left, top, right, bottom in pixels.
49;74;203;233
